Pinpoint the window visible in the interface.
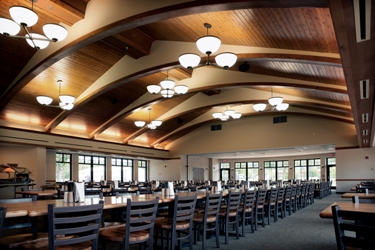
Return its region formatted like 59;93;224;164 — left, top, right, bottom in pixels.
234;162;259;181
78;155;106;182
294;158;321;180
308;158;321;180
56;153;71;182
294;160;307;180
111;158;133;182
264;161;288;181
138;160;147;182
327;157;336;187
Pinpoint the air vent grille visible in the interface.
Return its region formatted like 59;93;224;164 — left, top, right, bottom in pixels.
360;79;369;99
211;124;222;131
273;116;287;124
354;0;371;42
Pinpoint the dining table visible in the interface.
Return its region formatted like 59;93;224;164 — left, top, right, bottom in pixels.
0;189;239;218
15;189;57;200
319;201;375;219
341;192;375;199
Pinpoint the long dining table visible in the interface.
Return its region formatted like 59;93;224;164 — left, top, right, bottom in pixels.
0;189;238;218
340;192;375;199
319;201;375;219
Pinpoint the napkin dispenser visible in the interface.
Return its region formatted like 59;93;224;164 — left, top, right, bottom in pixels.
74;182;85;203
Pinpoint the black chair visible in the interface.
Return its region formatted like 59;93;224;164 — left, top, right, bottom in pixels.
352;195;375;204
218;190;242;244
238;189;256;236
276;186;285;219
193;192;222;250
264;187;278;224
19;200;104;250
100;197;159;250
154;194;197;250
254;188;267;229
331;205;375;250
284;186;293;216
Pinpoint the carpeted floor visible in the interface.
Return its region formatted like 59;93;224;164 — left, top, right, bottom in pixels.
101;191;343;250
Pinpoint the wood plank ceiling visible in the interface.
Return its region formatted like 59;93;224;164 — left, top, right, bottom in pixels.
0;0;374;152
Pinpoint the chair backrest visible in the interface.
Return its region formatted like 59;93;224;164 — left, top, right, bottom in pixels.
203;192;222;220
242;189;257;211
48;200;104;250
284;186;292;200
225;191;242;216
277;187;285;201
123;197;159;248
0;206;6;238
256;189;267;206
172;194;197;223
352;195;375;204
268;187;278;203
331;205;375;250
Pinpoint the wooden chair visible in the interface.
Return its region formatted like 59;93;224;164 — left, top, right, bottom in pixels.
100;197;159;250
218;190;242;244
19;200;104;250
254;188;267;230
331;205;375;250
238;189;256;236
352;195;375;204
154;194;197;250
193;192;222;250
283;186;293;216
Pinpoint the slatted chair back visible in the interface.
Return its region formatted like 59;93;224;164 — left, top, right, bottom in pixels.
255;188;267;229
276;187;285;218
352;196;375;204
123;197;159;249
219;190;242;244
265;187;278;224
284;186;293;215
193;192;222;250
48;200;104;250
0;207;6;238
308;183;315;204
240;189;257;235
331;205;375;250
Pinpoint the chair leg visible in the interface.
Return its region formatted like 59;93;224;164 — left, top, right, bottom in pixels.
215;221;220;248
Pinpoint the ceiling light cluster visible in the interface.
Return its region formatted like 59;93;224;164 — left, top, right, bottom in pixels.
212;107;242;121
0;1;68;50
147;71;188;98
36;80;75;110
253;88;289;112
178;23;237;70
134;108;162;129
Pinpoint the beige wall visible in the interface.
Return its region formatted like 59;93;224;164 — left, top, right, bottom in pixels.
336;148;375;192
167;115;357;158
149;159;181;181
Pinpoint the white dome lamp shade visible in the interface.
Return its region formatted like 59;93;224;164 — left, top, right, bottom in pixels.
160;79;175;90
43;23;68;42
147;85;161;94
60;103;74;110
253;103;267;112
161;89;174;98
59;95;75;104
268;96;283;107
179;53;201;69
276;103;289;111
215;52;237;69
196;35;221;55
174;85;189;95
134;121;146;127
0;18;21;36
36;96;53;105
9;6;38;27
231;112;242;119
212;112;222;119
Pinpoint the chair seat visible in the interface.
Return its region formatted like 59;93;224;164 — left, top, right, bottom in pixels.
100;221;125;231
100;226;149;242
193;213;216;223
0;232;48;249
218;209;237;217
155;218;190;230
19;236;92;250
239;205;252;213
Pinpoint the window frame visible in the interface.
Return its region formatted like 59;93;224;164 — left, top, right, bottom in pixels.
138;160;148;182
264;160;289;181
56;153;72;182
111;157;134;182
78;155;106;182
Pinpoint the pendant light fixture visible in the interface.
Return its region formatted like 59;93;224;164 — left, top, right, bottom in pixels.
147;71;188;98
178;23;237;70
134;108;162;129
36;80;75;110
0;0;68;50
253;88;289;112
212;107;242;121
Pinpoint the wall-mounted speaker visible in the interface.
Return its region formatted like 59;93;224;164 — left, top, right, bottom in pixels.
238;62;250;72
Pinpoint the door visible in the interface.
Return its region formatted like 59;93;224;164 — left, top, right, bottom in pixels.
220;169;230;181
326;157;336;189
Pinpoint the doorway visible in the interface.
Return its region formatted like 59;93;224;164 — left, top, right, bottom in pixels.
326;157;336;189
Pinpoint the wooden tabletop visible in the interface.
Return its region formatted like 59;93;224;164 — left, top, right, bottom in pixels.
341;193;375;199
16;190;57;197
319;201;375;218
0;190;232;218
